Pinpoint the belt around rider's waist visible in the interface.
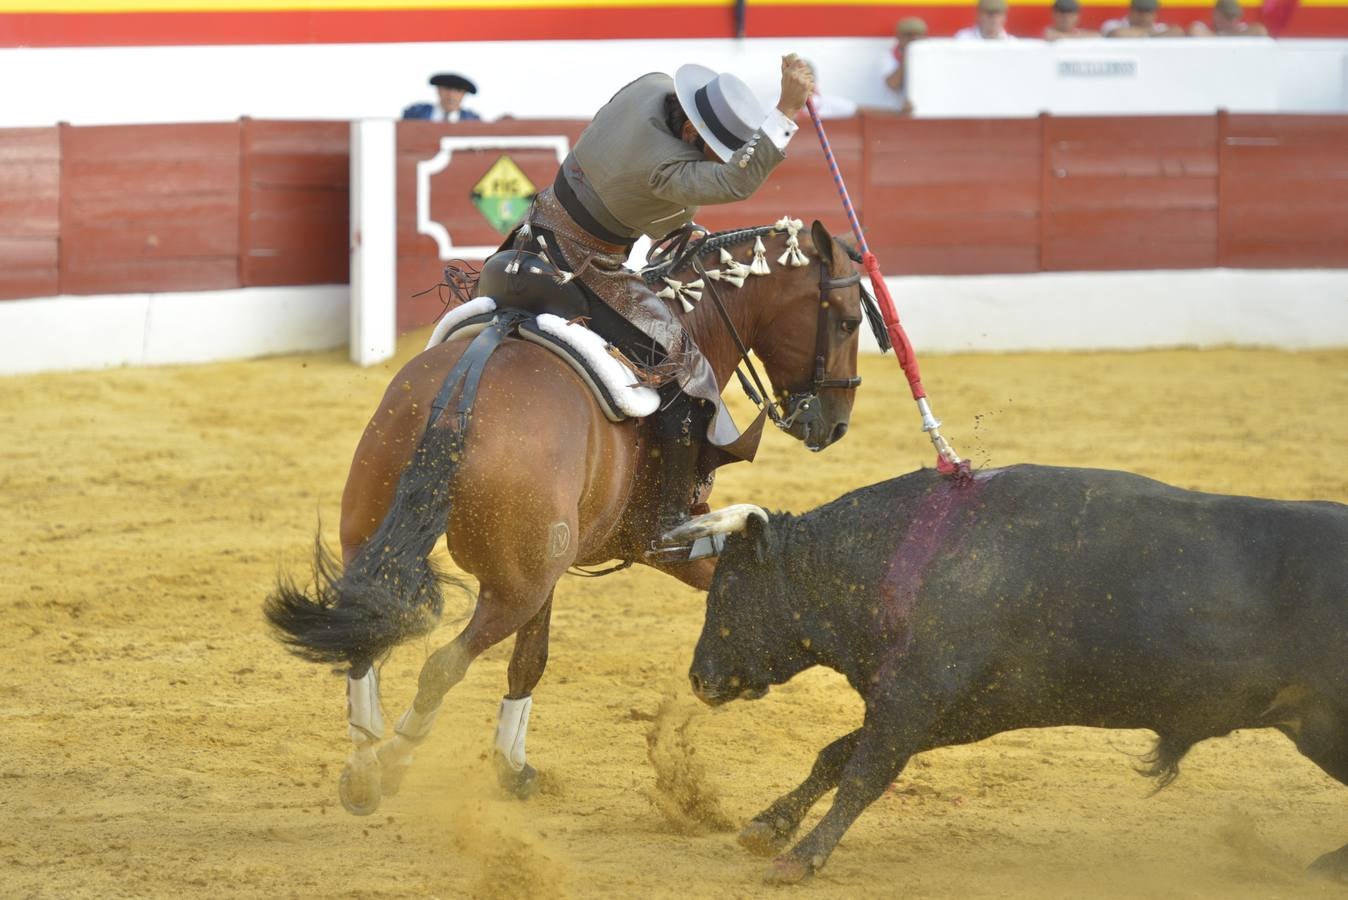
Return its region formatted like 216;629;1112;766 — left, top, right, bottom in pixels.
551;170;637;254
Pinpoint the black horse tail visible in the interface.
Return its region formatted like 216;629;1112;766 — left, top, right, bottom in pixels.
264;423;469;670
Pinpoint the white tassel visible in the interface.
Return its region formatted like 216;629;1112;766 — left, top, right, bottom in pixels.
775;216;809;267
720;248;751;282
749;236;771;276
706;248;749;288
658;277;703;312
705;269;746;288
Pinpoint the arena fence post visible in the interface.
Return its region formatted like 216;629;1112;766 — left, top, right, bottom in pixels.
349;118;397;366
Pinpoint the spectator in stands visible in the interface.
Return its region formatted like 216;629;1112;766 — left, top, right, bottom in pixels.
1189;0;1269;35
402;73;482;122
956;0;1017;40
1044;0;1097;38
803;59;858;119
882;17;928;115
1102;0;1184;36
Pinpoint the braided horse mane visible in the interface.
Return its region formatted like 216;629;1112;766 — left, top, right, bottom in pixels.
639;224;786;285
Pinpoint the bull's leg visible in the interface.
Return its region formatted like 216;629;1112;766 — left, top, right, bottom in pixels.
738;729;863;857
492;594;555;799
370;583;553;802
1292;703;1348;882
766;655;973;884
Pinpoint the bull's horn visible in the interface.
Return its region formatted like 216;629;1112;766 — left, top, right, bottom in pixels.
659;503;769;546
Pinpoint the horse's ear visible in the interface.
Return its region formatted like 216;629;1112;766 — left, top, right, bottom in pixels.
809;219;834;267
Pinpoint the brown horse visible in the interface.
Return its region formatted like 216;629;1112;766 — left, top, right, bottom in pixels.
266;219;865;815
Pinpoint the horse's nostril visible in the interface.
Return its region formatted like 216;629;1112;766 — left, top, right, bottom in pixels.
689;672;703;695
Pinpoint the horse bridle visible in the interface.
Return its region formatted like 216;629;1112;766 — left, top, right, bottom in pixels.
691;250;862;437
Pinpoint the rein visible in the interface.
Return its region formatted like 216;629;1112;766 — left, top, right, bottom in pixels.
668;230;862;434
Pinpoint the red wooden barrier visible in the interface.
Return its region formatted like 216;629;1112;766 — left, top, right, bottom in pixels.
1042;115;1218;271
240;119;350;287
59;122;241;295
2;113;1347;324
0;127;60;301
864;115;1041;275
1219;113;1348;268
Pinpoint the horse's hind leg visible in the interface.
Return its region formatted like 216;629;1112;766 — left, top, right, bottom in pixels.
492;592;554;798
1288;697;1348;881
338;663;387;815
373;582;555;796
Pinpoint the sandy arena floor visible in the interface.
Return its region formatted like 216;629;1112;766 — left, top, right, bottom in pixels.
2;335;1346;899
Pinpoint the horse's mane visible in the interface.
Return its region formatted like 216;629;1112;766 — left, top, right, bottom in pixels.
640;224;785;284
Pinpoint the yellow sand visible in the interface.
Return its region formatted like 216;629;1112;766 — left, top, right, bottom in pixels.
2;337;1345;898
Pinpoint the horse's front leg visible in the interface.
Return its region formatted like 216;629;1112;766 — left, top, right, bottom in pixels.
492;593;555;798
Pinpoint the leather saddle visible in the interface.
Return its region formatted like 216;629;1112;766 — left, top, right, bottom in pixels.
474;250;589;321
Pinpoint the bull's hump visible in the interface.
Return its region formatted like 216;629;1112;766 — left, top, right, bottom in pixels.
876;468;998;637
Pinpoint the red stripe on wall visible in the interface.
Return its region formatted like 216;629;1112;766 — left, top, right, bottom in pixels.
2;6;1346;48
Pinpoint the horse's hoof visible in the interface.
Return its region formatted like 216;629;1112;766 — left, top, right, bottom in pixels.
376;737;416;798
1309;846;1348;883
339;745;382;816
763;854;814;885
494;754;540;800
738;819;791;857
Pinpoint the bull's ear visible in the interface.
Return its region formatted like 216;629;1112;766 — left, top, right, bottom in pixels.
744;513;771;566
810;220;834;268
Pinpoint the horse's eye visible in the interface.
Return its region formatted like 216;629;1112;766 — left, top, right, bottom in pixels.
839;319;860;334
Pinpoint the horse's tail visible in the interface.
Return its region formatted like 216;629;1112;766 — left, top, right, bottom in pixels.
264;423;469;669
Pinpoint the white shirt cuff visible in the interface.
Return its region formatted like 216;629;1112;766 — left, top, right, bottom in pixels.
760;109;798;153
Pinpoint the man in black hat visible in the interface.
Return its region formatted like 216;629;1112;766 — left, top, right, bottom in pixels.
402;73;481;122
1044;0;1096;38
501;56;814;528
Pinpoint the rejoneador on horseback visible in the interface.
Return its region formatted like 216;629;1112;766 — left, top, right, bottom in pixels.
265;53;871;815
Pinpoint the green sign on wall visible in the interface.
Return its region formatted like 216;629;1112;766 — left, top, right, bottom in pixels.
471;155;537;235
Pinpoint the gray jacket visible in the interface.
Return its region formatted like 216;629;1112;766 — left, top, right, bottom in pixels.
564;72;786;241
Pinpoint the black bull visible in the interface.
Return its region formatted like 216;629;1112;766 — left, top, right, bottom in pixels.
682;464;1348;884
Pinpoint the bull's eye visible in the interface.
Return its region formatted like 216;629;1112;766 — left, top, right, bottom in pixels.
839;318;860;334
719;626;731;638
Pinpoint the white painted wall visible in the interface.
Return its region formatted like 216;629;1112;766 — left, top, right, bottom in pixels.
0;286;349;375
2;36;1344;129
868;269;1348;355
907;37;1348;117
2;271;1344;376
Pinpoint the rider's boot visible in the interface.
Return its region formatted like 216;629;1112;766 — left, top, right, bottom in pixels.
650;392;707;532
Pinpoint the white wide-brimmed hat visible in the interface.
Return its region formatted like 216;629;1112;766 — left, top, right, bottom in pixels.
674;64;766;163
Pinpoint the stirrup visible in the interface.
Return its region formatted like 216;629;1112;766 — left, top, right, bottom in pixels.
644;532;725;564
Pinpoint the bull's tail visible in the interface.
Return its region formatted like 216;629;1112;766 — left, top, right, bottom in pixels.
264;424;469;670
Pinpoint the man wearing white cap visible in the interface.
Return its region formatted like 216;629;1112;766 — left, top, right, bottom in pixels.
505;56;813;526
